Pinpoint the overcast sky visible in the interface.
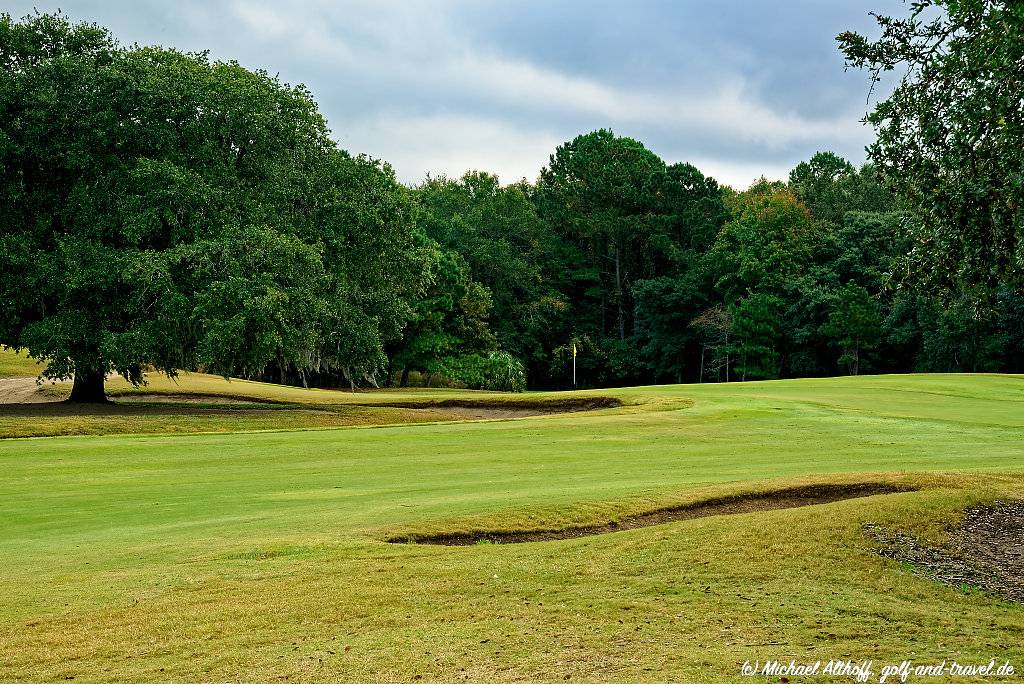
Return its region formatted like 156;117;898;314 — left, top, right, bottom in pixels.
7;1;899;188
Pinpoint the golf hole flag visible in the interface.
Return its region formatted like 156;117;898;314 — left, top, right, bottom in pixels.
572;342;577;387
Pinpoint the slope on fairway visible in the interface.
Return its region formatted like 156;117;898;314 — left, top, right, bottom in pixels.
0;346;632;437
0;374;1022;681
0;347;46;378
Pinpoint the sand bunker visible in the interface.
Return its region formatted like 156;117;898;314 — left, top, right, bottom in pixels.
389;483;911;545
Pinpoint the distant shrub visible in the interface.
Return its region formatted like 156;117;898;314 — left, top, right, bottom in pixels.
442;352;526;393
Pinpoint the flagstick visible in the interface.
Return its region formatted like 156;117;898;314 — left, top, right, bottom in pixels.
572;342;577;389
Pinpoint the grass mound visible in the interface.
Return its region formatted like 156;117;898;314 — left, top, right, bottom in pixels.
0;369;628;437
0;347;45;378
388;482;915;545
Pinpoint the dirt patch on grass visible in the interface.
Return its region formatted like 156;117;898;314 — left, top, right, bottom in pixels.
388;483;912;545
867;501;1024;603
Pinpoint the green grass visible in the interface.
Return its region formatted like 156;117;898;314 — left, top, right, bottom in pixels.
1;374;1023;681
0;400;474;438
0;347;45;378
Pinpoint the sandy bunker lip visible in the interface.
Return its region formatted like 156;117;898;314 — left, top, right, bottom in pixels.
388;482;913;546
105;394;622;416
111;395;622;421
360;396;622;413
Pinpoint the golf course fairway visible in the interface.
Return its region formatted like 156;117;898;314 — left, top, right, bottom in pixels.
1;373;1022;681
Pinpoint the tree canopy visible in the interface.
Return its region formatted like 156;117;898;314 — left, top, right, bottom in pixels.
2;8;1021;398
838;0;1024;296
0;12;428;399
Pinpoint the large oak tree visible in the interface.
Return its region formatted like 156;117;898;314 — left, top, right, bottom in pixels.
0;13;426;400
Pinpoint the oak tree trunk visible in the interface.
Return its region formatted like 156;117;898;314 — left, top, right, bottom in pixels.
68;364;107;403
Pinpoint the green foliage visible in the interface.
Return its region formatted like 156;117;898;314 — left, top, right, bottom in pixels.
0;12;428;398
388;248;496;384
634;275;705;382
654;162;730;255
312;154;433;383
414;172;563;375
996;287;1024;372
690;304;734;381
4;10;1023;395
788;152;855;223
441;351;527;393
704;183;815;300
537;129;669;342
914;294;1004;373
536;131;729;386
839;0;1024;296
789;153;894;226
820;284;883;375
729;293;784;380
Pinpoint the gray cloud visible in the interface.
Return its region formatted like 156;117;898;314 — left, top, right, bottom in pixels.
4;0;901;188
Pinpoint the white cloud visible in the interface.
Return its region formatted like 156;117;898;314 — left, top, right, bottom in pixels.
230;0;354;63
7;0;877;186
686;157;795;190
228;0;863;155
339;113;561;185
341;111;828;191
447;54;863;149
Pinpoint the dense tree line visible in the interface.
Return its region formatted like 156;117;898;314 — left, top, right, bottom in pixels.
1;7;1021;400
409;145;1023;388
